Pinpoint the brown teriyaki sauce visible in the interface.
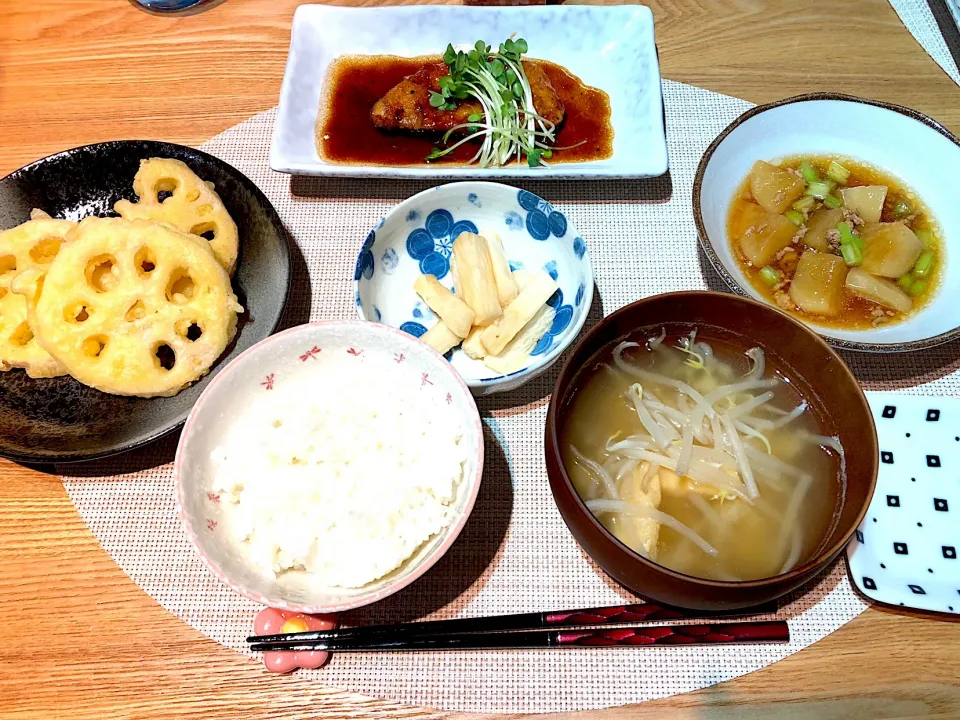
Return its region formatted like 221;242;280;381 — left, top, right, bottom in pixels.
315;55;613;166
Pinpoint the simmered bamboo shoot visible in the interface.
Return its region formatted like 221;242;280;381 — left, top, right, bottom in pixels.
485;233;519;307
413;274;476;338
452;232;503;326
421;321;462;355
480;270;558;355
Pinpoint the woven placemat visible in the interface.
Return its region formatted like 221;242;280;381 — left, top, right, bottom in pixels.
59;79;960;713
889;0;960;84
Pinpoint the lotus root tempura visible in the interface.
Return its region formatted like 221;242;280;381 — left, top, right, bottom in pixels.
560;328;844;581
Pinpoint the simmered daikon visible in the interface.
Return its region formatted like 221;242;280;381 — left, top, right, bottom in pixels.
789;251;847;315
859;222;924;278
729;200;769;240
739;212;796;266
748;160;807;213
845;268;912;312
839;185;887;223
728;155;941;329
804;207;845;253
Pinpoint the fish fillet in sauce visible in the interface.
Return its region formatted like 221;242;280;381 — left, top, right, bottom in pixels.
371;60;565;132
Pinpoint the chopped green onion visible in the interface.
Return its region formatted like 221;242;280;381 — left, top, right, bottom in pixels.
823;195;843;209
800;160;819;184
837;221;856;245
826;161;850;185
837;221;865;250
792;196;816;212
759;265;782;286
908;279;927;297
915;229;934;247
805;179;836;200
840;243;863;266
784;210;805;226
913;250;934;278
891;199;912;218
897;275;914;292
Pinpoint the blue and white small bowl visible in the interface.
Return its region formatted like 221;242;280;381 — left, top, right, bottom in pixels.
354;182;594;395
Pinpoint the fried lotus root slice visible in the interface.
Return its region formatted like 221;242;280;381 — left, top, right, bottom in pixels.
114;158;239;275
0;214;75;378
22;217;242;397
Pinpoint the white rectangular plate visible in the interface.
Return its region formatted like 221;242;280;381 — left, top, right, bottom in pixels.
271;4;668;179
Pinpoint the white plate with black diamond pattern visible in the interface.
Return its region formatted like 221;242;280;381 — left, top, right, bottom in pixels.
846;392;960;616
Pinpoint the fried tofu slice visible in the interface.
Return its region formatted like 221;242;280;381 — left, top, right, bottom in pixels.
616;463;663;560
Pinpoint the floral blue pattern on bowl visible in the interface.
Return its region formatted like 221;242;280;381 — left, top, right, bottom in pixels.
405;210;478;280
354;182;594;395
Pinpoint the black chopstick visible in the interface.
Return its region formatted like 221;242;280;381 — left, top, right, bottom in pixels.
249;620;789;652
247;600;779;645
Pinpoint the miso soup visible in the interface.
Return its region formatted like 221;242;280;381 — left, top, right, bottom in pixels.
560;327;843;582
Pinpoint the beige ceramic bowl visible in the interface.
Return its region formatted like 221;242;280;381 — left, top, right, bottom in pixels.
174;320;484;613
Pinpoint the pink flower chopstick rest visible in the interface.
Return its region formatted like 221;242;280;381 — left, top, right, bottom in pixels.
254;608;338;673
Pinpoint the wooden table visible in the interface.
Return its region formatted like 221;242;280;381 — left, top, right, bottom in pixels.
1;1;959;717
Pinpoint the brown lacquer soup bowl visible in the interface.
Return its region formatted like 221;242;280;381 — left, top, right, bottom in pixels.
544;291;878;610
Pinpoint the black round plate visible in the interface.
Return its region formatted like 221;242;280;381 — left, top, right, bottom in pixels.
0;140;292;463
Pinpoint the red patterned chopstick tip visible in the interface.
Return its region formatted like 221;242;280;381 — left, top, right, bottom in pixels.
544;604;685;626
556;622;789;647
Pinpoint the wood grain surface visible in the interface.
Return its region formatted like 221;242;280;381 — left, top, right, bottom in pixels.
1;1;959;718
